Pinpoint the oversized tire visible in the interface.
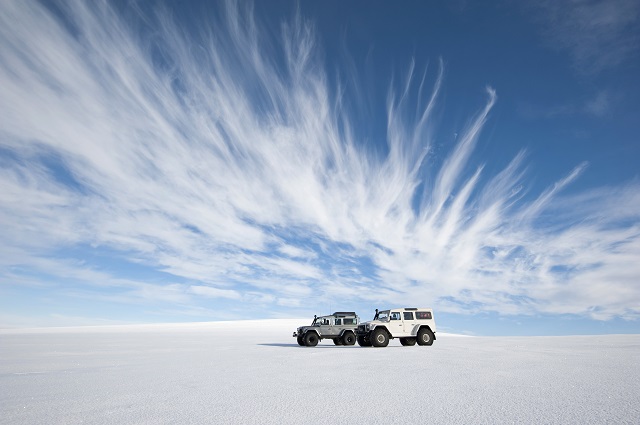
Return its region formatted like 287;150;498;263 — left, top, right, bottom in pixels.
304;332;319;347
296;335;305;346
342;331;356;346
400;337;416;346
417;328;434;346
371;328;389;347
357;335;372;347
333;338;343;345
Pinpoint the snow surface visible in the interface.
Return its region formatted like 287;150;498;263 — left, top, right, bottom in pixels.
1;319;638;424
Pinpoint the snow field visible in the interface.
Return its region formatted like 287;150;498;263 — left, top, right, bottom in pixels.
1;319;639;424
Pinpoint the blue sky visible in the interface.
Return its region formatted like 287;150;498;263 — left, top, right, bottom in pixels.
1;0;639;335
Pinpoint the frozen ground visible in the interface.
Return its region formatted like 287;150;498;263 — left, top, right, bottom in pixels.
1;319;638;424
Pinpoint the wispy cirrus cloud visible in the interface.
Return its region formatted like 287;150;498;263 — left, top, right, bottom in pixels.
531;0;640;74
0;0;638;324
518;90;614;120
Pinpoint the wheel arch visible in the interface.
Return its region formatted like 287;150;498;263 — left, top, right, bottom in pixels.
339;329;356;337
373;326;391;338
304;329;322;340
418;325;436;340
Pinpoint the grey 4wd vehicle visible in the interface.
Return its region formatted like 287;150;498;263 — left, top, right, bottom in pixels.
293;312;360;347
356;308;436;347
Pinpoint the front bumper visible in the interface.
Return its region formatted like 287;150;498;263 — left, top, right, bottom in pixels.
355;325;369;335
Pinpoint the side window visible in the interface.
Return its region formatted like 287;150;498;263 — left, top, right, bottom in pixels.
403;312;414;320
416;311;432;320
390;312;401;320
343;318;354;325
335;318;342;325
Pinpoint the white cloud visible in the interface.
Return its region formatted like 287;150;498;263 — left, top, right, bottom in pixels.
532;0;640;73
584;90;612;117
0;0;638;322
189;286;242;301
518;90;614;120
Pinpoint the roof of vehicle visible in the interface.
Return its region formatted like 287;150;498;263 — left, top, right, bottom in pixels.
388;307;432;311
331;311;357;317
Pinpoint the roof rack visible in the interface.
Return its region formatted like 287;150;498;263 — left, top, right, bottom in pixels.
332;311;357;316
404;307;418;310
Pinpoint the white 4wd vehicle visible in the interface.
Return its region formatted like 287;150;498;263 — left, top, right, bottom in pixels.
356;308;436;347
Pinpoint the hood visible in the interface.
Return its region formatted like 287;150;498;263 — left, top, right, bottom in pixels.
360;319;387;327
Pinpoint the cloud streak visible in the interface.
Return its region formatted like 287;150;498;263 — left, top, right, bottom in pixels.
1;0;639;323
532;0;640;73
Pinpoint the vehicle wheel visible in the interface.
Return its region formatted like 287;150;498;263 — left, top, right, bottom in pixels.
417;328;434;346
371;329;389;347
296;335;305;346
304;332;319;347
333;338;343;345
405;337;416;346
357;335;372;347
342;332;356;346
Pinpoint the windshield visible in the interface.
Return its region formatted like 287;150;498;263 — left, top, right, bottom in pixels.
377;310;390;321
313;317;330;326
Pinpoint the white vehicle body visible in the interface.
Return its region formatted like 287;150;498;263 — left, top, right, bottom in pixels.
356;307;436;347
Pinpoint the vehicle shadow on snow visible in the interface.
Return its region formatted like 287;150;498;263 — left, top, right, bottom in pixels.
258;343;403;348
258;343;364;348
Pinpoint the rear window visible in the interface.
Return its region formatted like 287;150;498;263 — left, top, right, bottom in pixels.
416;311;432;320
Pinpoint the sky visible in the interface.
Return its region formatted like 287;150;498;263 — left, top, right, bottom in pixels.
0;0;639;335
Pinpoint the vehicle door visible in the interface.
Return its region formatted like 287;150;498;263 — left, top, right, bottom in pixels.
389;311;404;336
320;317;332;337
403;311;417;336
333;318;342;337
